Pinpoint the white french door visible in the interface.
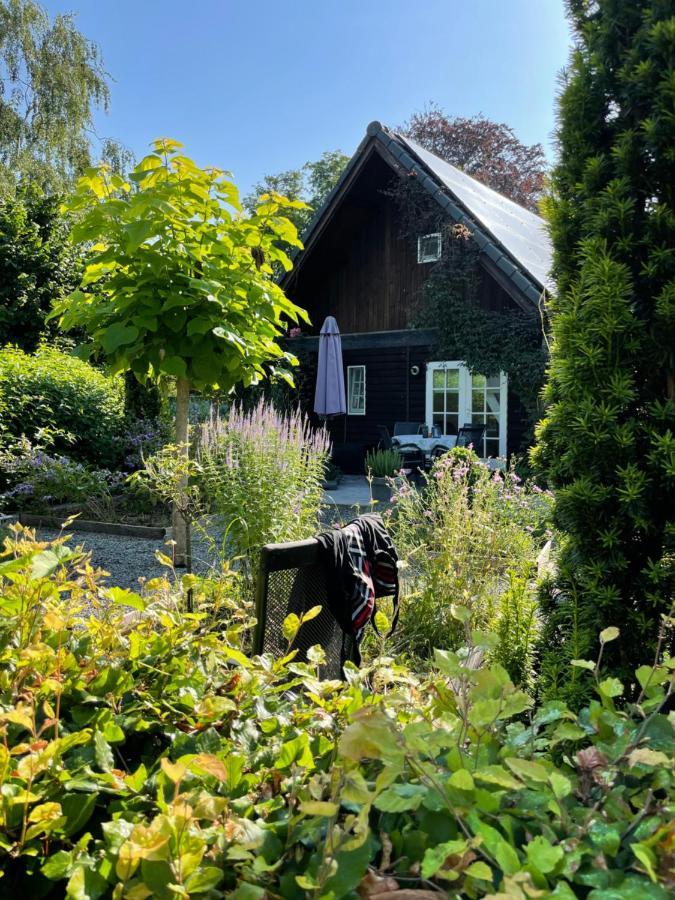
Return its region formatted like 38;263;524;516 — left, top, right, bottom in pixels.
425;361;508;459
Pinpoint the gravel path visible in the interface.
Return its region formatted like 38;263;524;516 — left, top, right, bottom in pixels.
37;526;224;591
36;496;365;591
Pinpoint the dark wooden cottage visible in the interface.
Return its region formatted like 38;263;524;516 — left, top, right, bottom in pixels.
280;121;552;468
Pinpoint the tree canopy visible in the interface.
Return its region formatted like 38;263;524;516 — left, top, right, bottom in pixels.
53;139;308;394
0;0;127;196
401;104;547;212
0;188;81;350
52;139;310;564
244;150;348;234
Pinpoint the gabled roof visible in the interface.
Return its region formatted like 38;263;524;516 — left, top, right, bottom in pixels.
282;121;553;307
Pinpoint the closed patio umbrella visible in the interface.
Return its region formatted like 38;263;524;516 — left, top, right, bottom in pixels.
314;316;346;418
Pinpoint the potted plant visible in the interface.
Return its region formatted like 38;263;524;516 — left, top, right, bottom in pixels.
323;460;343;490
365;448;403;503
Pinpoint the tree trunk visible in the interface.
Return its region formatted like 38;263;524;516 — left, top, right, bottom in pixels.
172;377;191;570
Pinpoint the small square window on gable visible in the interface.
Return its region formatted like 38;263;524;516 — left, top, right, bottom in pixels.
417;232;442;264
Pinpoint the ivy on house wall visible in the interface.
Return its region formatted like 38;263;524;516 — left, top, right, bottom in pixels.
387;176;548;454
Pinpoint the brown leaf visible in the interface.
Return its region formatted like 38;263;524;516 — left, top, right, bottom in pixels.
358;870;400;896
575;747;607;770
443;849;476;873
379;832;393;871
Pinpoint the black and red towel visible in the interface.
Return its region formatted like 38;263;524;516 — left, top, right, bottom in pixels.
316;513;400;662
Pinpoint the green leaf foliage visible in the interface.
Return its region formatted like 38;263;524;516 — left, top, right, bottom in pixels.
0;524;672;897
0;0;118;197
243;149;349;235
0;190;82;350
0;343;125;465
532;0;675;702
52;140;309;396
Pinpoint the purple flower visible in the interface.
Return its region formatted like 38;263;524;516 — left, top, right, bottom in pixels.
12;483;34;496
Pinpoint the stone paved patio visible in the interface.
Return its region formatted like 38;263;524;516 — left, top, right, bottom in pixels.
322;474;373;509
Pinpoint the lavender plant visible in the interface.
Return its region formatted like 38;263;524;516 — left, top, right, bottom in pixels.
195;400;330;580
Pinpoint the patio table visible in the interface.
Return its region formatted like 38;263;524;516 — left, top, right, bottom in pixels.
392;433;457;461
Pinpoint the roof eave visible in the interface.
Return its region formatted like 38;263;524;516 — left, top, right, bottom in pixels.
374;125;547;307
278;130;380;291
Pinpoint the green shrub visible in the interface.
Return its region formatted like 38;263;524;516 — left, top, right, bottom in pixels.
532;0;675;701
0;345;125;466
0;527;672;897
365;447;403;478
387;450;553;684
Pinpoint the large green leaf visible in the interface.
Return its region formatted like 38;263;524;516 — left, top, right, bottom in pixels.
525;835;563;874
61;793;98;838
159;356;187;378
101;323;139;354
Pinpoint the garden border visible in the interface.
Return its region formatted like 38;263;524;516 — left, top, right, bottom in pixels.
18;513;166;540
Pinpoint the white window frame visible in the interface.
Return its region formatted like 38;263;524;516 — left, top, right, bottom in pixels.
425;361;508;459
347;365;366;416
417;232;442;263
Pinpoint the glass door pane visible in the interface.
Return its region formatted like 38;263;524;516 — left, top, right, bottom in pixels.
431;365;461;435
469;372;502;458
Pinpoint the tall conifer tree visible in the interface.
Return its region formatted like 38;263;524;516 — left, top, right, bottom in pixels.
533;0;675;701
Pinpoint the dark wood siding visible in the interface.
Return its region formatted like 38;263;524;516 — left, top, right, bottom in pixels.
301;343;430;472
288;152;428;334
287;150;525;337
299;340;532;471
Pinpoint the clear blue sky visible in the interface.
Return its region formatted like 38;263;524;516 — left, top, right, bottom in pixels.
43;0;572;196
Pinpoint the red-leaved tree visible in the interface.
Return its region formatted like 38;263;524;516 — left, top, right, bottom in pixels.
402;104;547;212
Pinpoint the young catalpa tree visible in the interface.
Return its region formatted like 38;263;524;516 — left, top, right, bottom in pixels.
52;139;308;564
533;0;675;702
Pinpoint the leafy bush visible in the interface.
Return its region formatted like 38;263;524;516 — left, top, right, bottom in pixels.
365;448;403;478
0;345;125;466
324;460;343;484
0;433;123;512
387;448;553;684
0;527;672;897
194;400;330;579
